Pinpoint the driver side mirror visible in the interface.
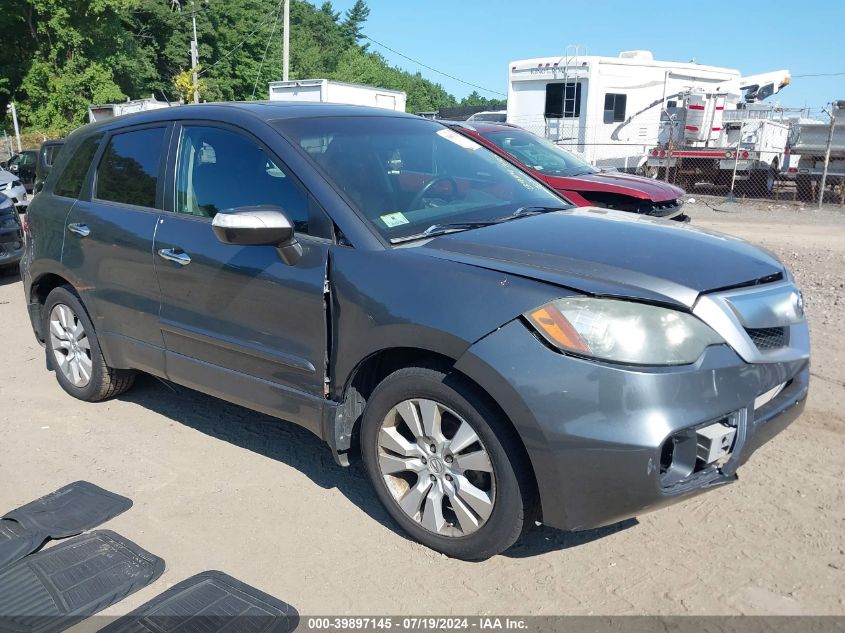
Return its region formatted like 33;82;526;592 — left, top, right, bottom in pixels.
211;205;302;265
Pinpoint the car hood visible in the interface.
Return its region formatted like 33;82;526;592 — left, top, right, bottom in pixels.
415;209;785;308
542;171;683;202
0;170;16;185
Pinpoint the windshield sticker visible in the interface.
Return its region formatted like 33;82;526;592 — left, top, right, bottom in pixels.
436;128;482;150
380;212;411;228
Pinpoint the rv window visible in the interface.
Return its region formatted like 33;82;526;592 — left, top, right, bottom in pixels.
603;94;627;124
544;83;581;119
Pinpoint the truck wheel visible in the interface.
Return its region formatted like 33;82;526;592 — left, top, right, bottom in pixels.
43;286;136;401
361;366;538;560
639;164;658;179
796;176;814;202
751;162;777;196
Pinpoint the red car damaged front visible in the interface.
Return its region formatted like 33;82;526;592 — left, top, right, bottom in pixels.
448;121;688;221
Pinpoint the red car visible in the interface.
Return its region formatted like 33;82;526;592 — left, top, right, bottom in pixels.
447;121;688;221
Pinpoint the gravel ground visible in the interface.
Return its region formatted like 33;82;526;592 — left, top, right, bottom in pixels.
0;203;843;620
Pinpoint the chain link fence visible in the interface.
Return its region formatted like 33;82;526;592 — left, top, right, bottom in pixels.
1;130;16;165
507;111;845;208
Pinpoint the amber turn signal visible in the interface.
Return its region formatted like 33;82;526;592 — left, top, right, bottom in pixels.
527;305;591;354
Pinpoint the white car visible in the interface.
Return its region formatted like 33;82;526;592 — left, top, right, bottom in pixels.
0;169;27;209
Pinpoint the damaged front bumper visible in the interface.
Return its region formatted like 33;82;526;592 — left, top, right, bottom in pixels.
455;319;809;532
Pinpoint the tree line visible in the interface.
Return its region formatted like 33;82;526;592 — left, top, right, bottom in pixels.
0;0;505;134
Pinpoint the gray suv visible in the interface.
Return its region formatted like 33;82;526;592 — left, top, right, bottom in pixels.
22;103;810;560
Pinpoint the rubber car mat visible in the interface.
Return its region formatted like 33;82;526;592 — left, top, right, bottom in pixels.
99;570;299;633
0;481;132;569
0;530;165;633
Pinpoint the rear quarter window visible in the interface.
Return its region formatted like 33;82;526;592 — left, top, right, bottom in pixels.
54;135;102;199
96;127;166;208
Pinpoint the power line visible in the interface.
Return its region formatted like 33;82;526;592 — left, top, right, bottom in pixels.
252;0;284;97
200;3;283;76
792;71;845;78
362;35;507;97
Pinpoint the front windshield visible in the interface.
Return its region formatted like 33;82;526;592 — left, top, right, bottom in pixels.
275;116;568;242
481;128;596;177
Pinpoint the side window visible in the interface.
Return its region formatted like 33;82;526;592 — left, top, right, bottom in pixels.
603;93;627;124
54;135;102;199
174;125;310;234
96;127;166;208
545;82;582;119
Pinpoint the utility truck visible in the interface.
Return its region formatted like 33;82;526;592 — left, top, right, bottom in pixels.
646;91;797;195
645;68;795;195
268;79;406;112
789;101;845;200
507;49;790;181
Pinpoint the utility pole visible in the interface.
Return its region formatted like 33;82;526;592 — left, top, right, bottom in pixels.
9;103;21;153
190;3;200;103
282;0;290;82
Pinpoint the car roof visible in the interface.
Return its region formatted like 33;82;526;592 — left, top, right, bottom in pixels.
75;101;422;138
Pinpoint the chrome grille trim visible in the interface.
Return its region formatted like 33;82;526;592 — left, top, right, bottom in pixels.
693;280;810;364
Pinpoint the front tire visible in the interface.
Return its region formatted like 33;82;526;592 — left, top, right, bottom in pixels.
361;366;537;560
43;286;135;401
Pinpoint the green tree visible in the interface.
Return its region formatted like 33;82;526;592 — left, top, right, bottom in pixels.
3;0;476;132
342;0;370;45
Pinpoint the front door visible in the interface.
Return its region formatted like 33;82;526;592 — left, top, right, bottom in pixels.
153;123;329;433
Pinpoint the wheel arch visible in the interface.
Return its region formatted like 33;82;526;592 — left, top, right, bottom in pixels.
326;345;542;519
28;271;78;343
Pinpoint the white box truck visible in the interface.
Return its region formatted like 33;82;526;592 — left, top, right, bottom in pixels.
268;79;406;112
88;96;172;123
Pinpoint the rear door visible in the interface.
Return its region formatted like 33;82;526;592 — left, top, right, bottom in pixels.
153;122;330;433
62;125;169;374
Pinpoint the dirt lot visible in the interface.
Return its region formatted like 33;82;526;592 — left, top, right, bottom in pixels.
1;200;843;618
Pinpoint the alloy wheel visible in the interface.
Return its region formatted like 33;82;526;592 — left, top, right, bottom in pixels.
49;303;93;388
376;398;496;537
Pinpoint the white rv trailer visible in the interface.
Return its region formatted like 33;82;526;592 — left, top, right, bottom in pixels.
507;50;744;172
268;79;406;112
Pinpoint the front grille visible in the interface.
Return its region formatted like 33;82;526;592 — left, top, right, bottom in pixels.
746;326;788;350
647;198;683;217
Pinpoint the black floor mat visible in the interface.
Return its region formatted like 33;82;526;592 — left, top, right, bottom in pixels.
0;481;132;569
99;570;299;633
0;530;165;633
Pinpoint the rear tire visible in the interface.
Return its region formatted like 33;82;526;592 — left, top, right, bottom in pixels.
750;162;776;197
361;366;538;560
43;286;136;401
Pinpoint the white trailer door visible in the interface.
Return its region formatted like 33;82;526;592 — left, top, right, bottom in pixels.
375;93;397;110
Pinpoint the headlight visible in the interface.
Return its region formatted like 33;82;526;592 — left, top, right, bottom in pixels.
525;297;724;365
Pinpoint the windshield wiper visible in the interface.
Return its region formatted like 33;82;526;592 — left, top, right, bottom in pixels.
390;206;569;245
510;205;570;218
390;220;502;244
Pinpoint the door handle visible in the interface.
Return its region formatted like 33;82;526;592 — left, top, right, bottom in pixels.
158;247;191;266
67;223;90;237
